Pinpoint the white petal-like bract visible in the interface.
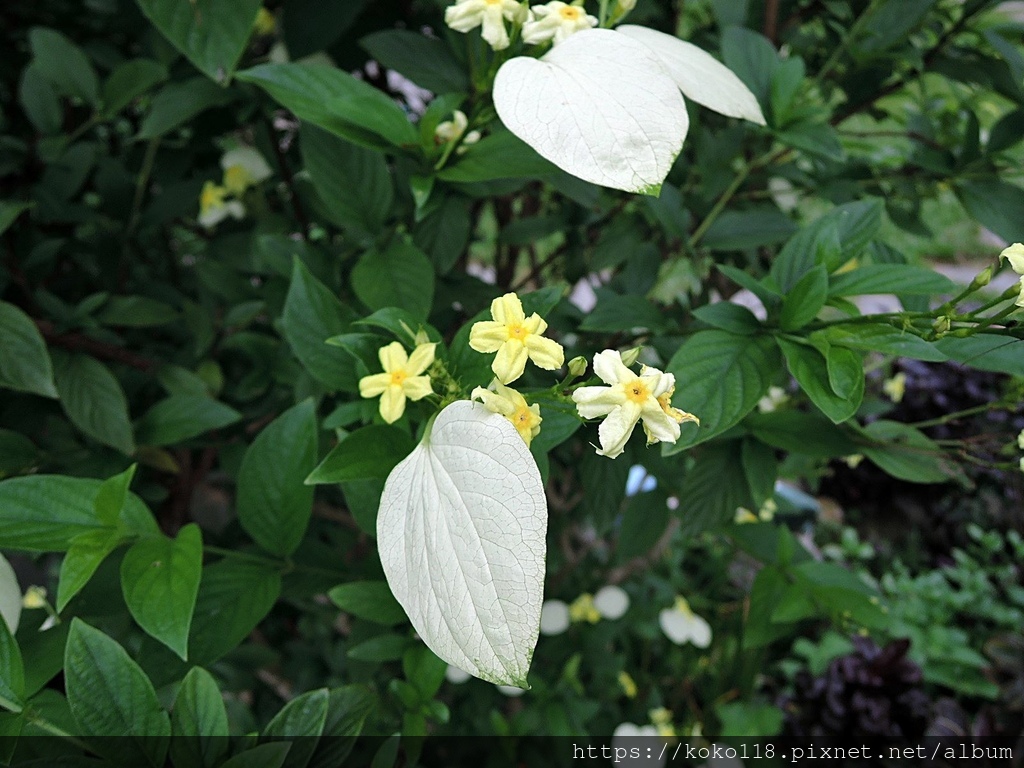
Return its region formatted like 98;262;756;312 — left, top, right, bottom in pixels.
0;553;21;635
493;29;688;195
618;25;766;125
377;400;547;688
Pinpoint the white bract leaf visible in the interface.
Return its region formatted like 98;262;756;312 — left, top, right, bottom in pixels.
618;25;766;125
377;400;547;687
493;29;688;195
0;553;22;635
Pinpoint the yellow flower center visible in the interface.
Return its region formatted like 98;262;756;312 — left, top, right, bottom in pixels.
507;323;529;341
223;164;253;195
624;380;650;404
390;370;408;386
560;6;582;20
200;183;227;214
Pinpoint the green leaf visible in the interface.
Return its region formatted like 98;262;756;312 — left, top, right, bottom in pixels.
747;410;856;458
987;108;1024;154
170;667;229;768
692;303;761;334
775;121;843;161
136;0;262;83
0;202;32;237
351;240;435;321
99;296;178;328
717;264;782;309
262;688;329;768
238;63;417;150
825;344;864;400
221;744;292;768
403;645;447;700
137;76;234;139
822;324;947;362
0;601;24;712
0;429;39;479
19;64;62;134
64;619;170;767
360;30;469;94
617;490;670;559
779;265;828;331
281;258;358;391
328;582;406;626
300;125;393;237
701;207;796;251
437;130;557;183
354;308;441;346
935;335;1024;376
101;59;168;117
578;293;669;332
829;264;959;297
770;199;883;291
238;400;318;557
955;180;1024;242
283;0;369;58
720;26;775;105
307;686;376;768
413;195;472;274
306;426;414;485
29;27;99;104
121;525;203;659
0;474;156;552
135;394;240;446
0;301;57;398
57;529;125;612
859;420;953;483
347;634;409;662
94;464;137;525
677;441;755;535
188;561;281;665
52;352;134;454
665;331;781;451
717;700;783;738
777;338;862;423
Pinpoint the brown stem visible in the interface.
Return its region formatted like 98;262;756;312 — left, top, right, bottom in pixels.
763;0;780;44
35;320;156;372
264;115;311;237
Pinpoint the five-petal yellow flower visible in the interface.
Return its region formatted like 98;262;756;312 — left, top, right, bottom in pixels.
472;379;543;446
571;350;697;459
469;292;564;384
359;342;436;424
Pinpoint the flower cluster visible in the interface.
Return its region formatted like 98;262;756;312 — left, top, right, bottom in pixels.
198;146;273;228
444;0;596;51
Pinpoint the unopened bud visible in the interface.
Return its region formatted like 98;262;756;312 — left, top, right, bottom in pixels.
932;316;951;335
414;328;431;346
567;356;588;379
970;266;992;290
620;347;642;367
22;585;48;609
617;0;637;10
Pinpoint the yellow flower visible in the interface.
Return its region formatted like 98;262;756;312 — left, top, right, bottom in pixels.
649;707;676;738
469;292;564;384
472;379;542;446
254;7;276;36
618;671;638;699
568;593;600;624
220;147;273;196
22;585;48;609
999;242;1024;275
734;508;758;524
444;0;526;51
198;181;244;228
358;342;436;424
522;2;598;46
882;372;906;403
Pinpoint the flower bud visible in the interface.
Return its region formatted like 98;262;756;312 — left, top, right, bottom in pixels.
619;346;642;367
932;315;951;336
617;0;637;10
567;356;588;379
22;585;48;609
969;266;992;290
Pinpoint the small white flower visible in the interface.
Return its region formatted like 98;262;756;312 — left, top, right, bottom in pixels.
1017;429;1024;451
539;599;571;635
435;110;469;144
571;350;697;459
999;242;1024;275
445;0;525;51
523;2;598;46
594;584;630;620
757;385;788;413
445;664;472;684
220;146;273;195
882;372;907;404
659;596;711;648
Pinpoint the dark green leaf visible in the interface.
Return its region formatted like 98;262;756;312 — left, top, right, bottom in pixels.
94;464;137;526
57;529;125;613
437;130;556;183
0;429;39;479
137;77;233;138
665;331;781;450
721;27;777;106
677;442;754;535
307;686;376;768
701;207;796;251
52;352;134;454
579;293;668;332
860;420;955;483
351;240;435;321
746;411;857;457
0;202;32;237
135;395;240;446
328;582;406;626
262;688;329;768
98;296;178;327
0;613;24;713
136;0;262;83
987;108;1024;154
102;59;167;117
170;667;229;768
188;561;281;664
829;264;959;297
617;490;670;559
306;426;415;485
219;744;291;768
238;400;318;557
0;301;57;399
955;180;1024;242
64;619;170;767
780;265;828;331
692;303;761;334
19;65;62;134
300;125;393;236
121;525;203;659
0;474;156;552
934;335;1024;376
777;338;862;423
823;324;947;362
347;634;409;662
360;31;469;94
29;27;99;104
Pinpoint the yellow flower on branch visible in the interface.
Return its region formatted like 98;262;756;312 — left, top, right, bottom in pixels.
358;342;436;424
568;593;600;624
472;379;542;446
469;292;564;384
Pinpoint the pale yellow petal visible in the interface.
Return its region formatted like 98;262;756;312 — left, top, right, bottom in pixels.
379;385;406;424
406;342;437;375
572;385;623;419
402;375;434;401
472;385;515;416
493;339;528;384
524;334;564;371
359;372;392;398
469;320;507;353
999;242;1024;274
379;341;408;373
523;313;548;335
491;292;525;325
640;402;682;445
592;349;636;385
597;401;642;458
